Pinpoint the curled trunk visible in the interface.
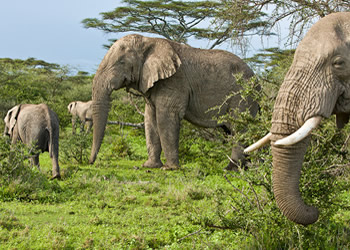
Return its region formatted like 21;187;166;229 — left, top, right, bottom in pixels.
271;136;319;225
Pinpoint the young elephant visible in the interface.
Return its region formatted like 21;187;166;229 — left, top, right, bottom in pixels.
67;101;93;134
3;104;61;179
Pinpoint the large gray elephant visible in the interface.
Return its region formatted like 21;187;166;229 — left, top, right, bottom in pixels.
89;34;260;169
3;104;61;179
67;101;93;134
245;12;350;225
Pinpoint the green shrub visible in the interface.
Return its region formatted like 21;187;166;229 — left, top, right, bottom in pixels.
60;132;92;165
0;137;62;202
198;71;350;248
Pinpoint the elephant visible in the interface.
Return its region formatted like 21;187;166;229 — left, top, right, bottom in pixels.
245;12;350;225
67;101;93;134
3;104;61;179
89;34;260;170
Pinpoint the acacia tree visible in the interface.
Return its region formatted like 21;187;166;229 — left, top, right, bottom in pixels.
220;0;350;46
82;0;267;49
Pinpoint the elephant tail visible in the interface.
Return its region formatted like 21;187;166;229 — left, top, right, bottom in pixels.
46;113;54;159
41;104;56;158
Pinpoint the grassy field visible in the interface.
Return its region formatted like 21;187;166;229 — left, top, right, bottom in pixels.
1;121;350;249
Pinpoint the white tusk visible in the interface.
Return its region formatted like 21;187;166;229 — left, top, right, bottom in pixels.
244;132;272;153
274;116;322;146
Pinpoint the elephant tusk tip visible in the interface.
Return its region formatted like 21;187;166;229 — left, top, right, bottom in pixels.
244;132;272;153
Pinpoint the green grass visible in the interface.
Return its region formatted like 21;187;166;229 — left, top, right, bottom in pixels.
0;154;237;249
1;124;350;249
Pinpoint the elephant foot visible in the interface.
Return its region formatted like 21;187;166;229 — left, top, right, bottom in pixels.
224;161;239;172
161;164;180;171
51;173;61;180
142;159;163;169
224;159;247;172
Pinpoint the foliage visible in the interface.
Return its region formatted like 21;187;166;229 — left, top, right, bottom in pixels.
0;137;62;203
1;45;350;247
0;58;93;128
197;51;350;248
60;132;92;165
81;0;258;49
220;0;350;46
109;90;145;124
81;0;348;52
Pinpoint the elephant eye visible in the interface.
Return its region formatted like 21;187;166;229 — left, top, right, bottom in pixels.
332;56;346;69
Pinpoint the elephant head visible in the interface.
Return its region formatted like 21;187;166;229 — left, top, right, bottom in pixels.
89;34;181;164
3;105;21;137
67;102;76;114
245;12;350;225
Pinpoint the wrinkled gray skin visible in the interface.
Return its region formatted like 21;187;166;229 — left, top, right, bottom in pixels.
89;34;259;169
67;101;93;134
3;104;60;179
270;12;350;225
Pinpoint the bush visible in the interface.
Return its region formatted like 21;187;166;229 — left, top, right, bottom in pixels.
60;132;92;165
206;117;350;248
196;68;350;248
0;137;62;202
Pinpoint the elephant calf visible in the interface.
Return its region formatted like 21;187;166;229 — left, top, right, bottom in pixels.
67;100;93;134
3;104;61;179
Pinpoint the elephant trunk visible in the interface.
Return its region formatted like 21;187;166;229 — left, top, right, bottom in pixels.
271;135;319;225
89;93;111;164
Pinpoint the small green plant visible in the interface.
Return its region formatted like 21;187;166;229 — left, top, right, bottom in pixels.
60;132;92;164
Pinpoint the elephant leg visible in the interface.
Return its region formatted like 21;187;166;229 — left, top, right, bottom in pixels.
156;109;181;170
225;143;246;171
80;120;85;133
86;121;92;133
72;118;76;134
32;155;41;171
50;154;60;179
142;104;163;168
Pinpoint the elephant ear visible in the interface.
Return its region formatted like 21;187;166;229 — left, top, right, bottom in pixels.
7;105;21;136
68;102;76;113
140;39;182;93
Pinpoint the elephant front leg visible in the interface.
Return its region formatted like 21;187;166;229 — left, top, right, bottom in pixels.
31;155;41;172
142;104;163;168
86;121;93;133
72;117;77;134
156;109;181;170
225;143;245;171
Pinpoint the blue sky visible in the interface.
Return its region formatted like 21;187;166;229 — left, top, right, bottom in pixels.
0;0;120;73
0;1;289;74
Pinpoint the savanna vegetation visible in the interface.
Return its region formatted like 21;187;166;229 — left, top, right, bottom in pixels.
1;1;350;249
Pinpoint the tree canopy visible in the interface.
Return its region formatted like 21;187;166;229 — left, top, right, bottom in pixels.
82;0;268;49
222;0;350;46
82;0;349;50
